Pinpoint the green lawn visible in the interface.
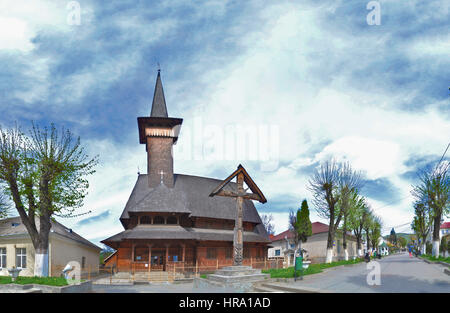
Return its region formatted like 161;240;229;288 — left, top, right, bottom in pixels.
262;258;364;278
0;276;69;286
420;254;450;264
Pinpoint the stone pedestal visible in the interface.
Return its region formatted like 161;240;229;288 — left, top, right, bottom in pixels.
194;266;270;293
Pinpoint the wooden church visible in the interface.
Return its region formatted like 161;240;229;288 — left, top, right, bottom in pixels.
102;71;270;272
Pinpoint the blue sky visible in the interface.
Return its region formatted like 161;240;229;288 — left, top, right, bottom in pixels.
1;0;449;246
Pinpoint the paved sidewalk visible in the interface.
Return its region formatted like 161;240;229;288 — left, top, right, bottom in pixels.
271;253;450;293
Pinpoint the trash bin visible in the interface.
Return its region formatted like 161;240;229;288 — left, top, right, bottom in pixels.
294;256;303;281
295;256;303;271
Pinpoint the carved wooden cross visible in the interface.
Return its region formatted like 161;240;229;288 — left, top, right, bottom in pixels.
209;164;267;266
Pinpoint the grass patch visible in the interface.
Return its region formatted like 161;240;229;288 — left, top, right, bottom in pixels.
200;274;207;279
420;254;450;264
262;258;364;278
0;276;69;286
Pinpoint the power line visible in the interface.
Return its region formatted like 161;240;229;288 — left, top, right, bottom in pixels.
432;141;450;176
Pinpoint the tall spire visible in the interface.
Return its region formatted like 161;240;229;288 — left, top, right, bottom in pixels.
150;70;168;117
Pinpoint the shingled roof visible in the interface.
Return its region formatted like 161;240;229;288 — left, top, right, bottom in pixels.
0;216;101;250
120;174;264;225
102;225;269;243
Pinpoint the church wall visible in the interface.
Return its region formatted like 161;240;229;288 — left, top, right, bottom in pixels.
193;217;256;232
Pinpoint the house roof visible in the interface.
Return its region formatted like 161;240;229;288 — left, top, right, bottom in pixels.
441;222;450;229
102;225;269;244
270;222;330;242
0;216;101;250
120;174;265;226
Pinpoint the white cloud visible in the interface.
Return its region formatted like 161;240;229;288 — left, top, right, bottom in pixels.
5;0;448;242
0;17;35;52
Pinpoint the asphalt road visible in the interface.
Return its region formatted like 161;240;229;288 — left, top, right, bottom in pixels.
91;253;450;293
277;252;450;293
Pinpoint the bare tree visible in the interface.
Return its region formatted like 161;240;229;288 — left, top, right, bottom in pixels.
0;123;98;276
260;213;275;235
308;159;342;263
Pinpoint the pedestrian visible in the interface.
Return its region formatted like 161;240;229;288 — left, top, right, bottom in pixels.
408;246;412;258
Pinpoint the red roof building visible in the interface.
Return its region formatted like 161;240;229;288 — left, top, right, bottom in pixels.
270;222;330;242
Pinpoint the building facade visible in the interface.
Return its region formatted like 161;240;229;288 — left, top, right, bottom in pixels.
0;217;101;277
102;72;270;272
268;222;359;265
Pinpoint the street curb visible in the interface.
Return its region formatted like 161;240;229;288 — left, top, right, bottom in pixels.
260;282;330;293
418;256;450;269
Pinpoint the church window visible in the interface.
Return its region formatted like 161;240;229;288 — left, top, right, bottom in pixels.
206;248;217;259
134;246;149;262
153;216;165;224
140;216;151;224
167;216;177;224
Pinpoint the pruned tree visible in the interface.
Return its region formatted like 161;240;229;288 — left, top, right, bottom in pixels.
0;123;98;276
411;201;432;254
369;215;382;251
348;194;369;257
336;163;364;260
363;211;374;253
261;213;275;235
412;162;450;257
308;159;342;263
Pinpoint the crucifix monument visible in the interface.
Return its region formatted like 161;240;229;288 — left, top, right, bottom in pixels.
198;164;269;291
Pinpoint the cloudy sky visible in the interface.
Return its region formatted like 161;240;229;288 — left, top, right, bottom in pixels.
1;0;449;247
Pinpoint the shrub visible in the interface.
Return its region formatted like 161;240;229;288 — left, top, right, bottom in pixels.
426;242;432;255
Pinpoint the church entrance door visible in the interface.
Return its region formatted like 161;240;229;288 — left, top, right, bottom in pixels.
151;249;165;271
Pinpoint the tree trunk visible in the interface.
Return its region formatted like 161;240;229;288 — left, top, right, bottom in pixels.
356;236;362;256
34;213;51;277
432;215;441;257
343;224;348;261
326;229;334;263
366;230;370;252
35;245;49;277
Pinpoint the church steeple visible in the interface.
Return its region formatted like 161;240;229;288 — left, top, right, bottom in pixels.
150;70;168;118
137;70;183;188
